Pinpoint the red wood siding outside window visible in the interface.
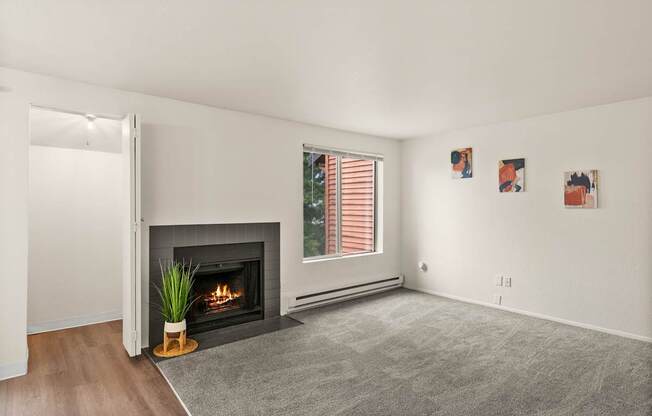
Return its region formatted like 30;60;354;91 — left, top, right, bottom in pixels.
325;156;375;254
324;155;338;255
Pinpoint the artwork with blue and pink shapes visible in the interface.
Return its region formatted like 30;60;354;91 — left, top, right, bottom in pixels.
451;148;472;179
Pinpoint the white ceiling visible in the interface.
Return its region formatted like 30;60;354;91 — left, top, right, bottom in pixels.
2;1;651;139
30;107;122;153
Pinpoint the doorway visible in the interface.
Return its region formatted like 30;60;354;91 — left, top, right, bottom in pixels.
27;105;141;356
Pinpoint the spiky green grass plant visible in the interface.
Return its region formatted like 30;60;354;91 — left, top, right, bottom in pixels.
154;260;199;323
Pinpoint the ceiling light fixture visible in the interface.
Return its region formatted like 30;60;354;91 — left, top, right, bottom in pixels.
85;113;96;130
84;114;97;147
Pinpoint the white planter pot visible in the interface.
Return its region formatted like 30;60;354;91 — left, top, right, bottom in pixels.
164;319;186;333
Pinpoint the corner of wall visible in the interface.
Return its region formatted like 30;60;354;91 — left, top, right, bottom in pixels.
0;350;28;381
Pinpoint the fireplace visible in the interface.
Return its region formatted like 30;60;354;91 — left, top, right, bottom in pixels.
188;258;263;333
172;241;266;336
149;224;280;350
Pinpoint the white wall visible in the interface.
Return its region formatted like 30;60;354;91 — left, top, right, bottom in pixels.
28;146;122;333
0;86;29;380
401;97;652;340
0;67;401;376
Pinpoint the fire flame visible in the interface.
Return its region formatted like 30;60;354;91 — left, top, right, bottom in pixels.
206;283;241;308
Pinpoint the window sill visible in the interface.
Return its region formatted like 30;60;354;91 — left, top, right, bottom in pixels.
302;251;383;264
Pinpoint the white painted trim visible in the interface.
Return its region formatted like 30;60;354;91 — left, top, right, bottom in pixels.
408;286;652;343
302;250;383;264
27;311;122;335
0;352;28;381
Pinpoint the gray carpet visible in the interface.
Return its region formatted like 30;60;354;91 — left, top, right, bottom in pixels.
158;289;652;416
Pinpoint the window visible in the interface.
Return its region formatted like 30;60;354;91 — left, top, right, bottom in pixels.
303;145;381;260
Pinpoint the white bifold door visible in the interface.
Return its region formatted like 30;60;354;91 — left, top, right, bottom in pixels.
121;114;142;356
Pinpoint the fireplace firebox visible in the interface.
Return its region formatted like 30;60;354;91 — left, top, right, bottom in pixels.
188;259;263;333
170;241;266;336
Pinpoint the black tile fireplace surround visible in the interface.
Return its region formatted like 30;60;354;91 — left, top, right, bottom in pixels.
149;223;280;349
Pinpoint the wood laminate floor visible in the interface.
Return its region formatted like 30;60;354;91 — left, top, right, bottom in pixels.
0;320;187;416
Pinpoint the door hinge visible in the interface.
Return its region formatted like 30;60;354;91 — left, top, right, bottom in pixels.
131;330;138;343
131;222;139;233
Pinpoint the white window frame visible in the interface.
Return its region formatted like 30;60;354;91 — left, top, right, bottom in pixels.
302;144;383;262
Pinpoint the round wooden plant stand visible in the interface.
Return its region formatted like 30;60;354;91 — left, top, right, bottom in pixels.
153;319;198;358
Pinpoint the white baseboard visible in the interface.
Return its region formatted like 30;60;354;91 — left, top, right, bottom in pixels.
0;353;28;381
27;311;122;335
408;286;652;343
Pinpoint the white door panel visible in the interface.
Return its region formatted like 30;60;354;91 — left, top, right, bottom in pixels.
122;113;141;356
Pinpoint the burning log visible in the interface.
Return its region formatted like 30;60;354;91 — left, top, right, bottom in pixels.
202;282;242;312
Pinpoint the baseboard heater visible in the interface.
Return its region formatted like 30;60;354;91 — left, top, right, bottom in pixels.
287;275;403;312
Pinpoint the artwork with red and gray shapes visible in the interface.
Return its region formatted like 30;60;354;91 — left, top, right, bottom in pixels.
564;170;598;208
499;158;525;192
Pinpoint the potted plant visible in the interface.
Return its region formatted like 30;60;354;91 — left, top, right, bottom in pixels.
154;260;199;354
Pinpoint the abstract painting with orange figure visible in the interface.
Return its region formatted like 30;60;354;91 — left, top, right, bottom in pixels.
498;158;525;192
451;148;472;179
564;170;598;208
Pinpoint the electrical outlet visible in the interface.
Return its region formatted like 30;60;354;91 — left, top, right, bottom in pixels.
493;294;502;305
504;277;511;287
495;275;503;286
